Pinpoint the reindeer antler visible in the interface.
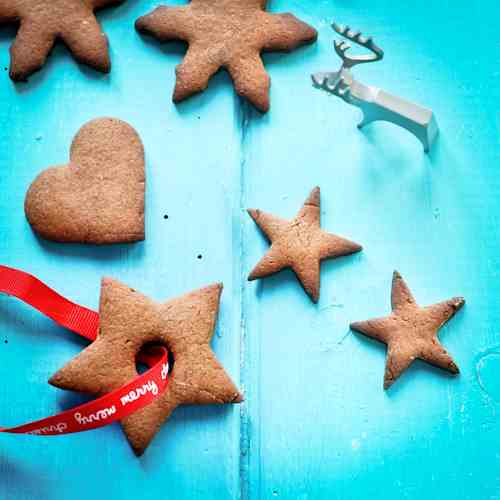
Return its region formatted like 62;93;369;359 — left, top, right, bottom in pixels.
332;22;384;69
314;73;352;102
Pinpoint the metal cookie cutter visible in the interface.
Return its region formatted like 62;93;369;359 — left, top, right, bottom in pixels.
312;23;439;152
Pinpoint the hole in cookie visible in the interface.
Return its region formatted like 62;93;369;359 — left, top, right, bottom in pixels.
4;339;7;344
163;214;169;219
167;350;174;374
135;343;174;376
197;254;202;260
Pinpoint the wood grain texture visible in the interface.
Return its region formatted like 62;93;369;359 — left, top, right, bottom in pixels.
0;0;499;499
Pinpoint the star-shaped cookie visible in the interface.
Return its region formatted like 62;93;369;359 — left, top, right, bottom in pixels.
135;0;317;112
49;277;242;456
0;0;124;81
247;187;362;303
350;271;465;389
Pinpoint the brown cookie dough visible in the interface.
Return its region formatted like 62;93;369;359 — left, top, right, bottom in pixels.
49;278;243;456
25;117;145;244
350;271;465;389
135;0;317;112
0;0;124;81
247;187;362;303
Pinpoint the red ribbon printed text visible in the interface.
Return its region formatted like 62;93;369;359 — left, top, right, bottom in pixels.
0;265;169;436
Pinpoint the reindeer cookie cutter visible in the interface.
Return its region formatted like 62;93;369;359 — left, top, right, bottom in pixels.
312;23;439;152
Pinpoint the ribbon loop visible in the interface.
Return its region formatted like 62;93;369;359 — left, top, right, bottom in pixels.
0;265;168;436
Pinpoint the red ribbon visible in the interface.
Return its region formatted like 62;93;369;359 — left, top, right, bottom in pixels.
0;265;169;436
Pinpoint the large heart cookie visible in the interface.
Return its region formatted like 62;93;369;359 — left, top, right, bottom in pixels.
25;118;145;244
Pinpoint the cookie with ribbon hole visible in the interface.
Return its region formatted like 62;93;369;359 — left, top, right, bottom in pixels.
49;278;243;456
25;117;145;244
135;0;317;112
0;0;124;81
247;187;362;302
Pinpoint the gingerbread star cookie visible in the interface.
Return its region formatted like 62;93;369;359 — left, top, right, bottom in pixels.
25;117;145;244
350;271;465;389
135;0;317;112
49;278;242;455
247;187;362;303
0;0;124;81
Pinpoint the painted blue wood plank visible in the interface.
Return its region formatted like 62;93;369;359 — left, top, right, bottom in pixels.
0;1;242;499
241;1;500;499
0;0;499;499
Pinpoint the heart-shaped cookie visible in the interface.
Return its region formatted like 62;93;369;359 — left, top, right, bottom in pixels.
25;118;145;244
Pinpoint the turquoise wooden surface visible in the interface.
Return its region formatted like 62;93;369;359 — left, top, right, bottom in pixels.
0;1;498;499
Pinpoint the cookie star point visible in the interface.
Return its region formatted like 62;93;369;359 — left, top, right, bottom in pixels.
247;208;260;220
247;187;362;302
351;272;464;389
391;270;417;310
304;186;321;206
